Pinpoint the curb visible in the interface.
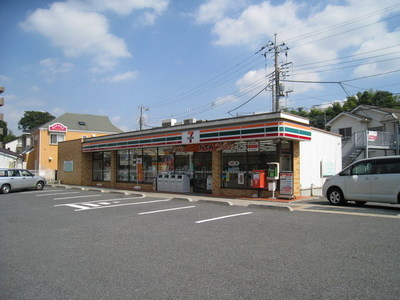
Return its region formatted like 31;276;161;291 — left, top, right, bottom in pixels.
198;199;233;206
247;204;294;211
171;197;193;202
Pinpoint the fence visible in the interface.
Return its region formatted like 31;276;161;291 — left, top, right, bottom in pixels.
30;169;57;183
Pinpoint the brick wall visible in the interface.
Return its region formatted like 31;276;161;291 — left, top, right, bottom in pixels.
57;139;85;185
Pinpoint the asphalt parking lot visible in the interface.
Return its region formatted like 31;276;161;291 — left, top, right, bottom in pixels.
48;184;400;219
1;186;400;299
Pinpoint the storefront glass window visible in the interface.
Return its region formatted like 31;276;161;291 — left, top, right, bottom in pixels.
116;150;141;182
280;140;293;172
142;149;157;184
117;150;130;182
157;147;175;173
222;142;247;189
92;151;111;181
221;141;280;189
175;152;193;178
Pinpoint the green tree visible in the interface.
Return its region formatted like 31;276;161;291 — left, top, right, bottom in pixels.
18;111;55;132
0;120;16;144
288;90;400;130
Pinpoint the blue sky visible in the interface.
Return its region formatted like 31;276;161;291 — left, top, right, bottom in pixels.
1;0;399;134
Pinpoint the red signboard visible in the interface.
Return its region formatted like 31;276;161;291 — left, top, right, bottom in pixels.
49;123;68;132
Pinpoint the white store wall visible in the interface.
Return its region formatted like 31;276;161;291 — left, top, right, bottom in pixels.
299;128;342;196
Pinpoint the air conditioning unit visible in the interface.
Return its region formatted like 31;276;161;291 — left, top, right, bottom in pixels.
162;119;177;127
183;118;196;125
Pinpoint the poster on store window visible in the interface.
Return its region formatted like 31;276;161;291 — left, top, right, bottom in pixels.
136;158;143;182
280;172;293;195
238;172;244;185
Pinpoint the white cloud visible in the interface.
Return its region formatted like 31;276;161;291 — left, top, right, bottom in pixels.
210;1;300;46
197;0;400;98
236;69;266;91
81;0;169;16
195;0;245;24
352;29;400;77
102;71;139;82
21;2;132;70
21;0;170;70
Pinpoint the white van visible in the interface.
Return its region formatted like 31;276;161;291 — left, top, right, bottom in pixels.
322;156;400;206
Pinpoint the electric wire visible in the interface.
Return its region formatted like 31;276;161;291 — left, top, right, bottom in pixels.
143;1;400;125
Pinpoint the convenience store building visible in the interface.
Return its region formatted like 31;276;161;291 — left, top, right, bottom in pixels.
57;112;342;198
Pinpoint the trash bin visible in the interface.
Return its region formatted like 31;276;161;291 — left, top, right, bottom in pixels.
169;174;176;192
175;174;190;193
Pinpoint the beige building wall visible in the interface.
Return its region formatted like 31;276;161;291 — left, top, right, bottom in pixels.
29;129;111;171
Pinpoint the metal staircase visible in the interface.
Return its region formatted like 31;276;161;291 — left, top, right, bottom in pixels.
342;146;365;168
341;130;397;168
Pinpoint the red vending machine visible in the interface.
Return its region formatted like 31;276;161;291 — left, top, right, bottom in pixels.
251;170;266;189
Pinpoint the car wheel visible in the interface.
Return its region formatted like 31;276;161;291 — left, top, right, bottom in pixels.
1;184;11;194
328;187;346;205
354;201;367;206
35;181;44;190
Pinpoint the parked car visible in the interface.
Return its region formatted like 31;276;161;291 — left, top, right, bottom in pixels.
0;169;46;194
322;156;400;206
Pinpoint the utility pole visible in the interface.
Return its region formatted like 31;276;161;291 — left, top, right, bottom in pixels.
258;34;291;112
138;105;149;130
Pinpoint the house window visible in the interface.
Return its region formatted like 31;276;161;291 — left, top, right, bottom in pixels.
92;151;111;181
338;127;352;139
50;133;65;145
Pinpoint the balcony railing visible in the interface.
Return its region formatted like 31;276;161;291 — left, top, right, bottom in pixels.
343;131;396;152
342;130;398;167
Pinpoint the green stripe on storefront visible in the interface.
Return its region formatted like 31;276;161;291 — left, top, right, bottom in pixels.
265;126;279;133
284;127;311;136
241;128;264;134
200;132;218;138
219;130;241;137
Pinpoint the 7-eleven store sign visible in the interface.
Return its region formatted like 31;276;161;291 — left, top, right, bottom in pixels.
182;130;200;144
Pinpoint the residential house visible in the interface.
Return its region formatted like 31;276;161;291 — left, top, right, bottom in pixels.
326;105;400;167
21;113;122;179
0;148;23;168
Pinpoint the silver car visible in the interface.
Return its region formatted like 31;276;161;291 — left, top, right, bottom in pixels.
0;169;46;194
322;156;400;206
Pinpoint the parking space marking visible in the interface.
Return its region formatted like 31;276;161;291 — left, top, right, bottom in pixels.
295;208;400;219
36;192;80;197
195;212;253;224
22;189;62;194
138;205;196;215
54;195;101;200
54;198;171;211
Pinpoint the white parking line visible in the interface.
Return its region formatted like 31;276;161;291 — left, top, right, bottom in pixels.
53;195;101;200
195;212;253;224
139;206;196;215
36;192;80;197
54;198;171;211
22;189;61;194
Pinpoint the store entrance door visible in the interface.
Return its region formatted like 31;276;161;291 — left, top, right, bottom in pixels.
193;152;212;193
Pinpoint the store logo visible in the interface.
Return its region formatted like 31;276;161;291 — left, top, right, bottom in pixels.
183;130;199;144
187;131;194;143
